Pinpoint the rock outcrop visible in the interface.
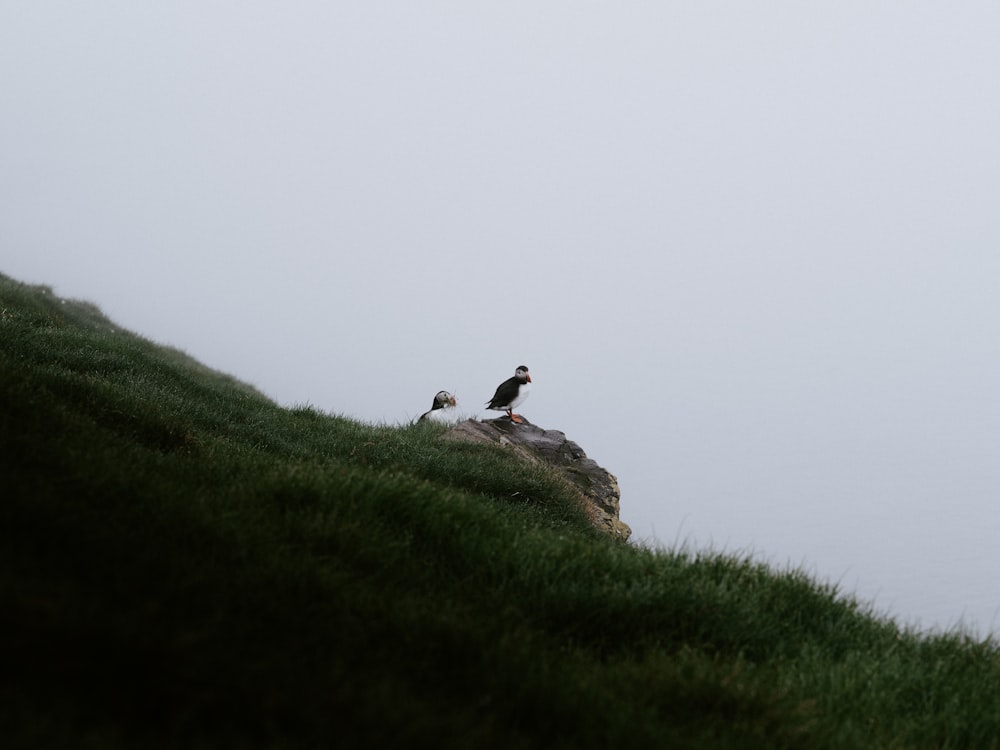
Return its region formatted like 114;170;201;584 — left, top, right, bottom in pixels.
442;418;631;541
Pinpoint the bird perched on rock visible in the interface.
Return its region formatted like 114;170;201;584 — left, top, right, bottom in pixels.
485;365;531;423
419;390;458;423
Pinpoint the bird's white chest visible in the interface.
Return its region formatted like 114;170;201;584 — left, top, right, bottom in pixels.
424;406;459;424
509;382;530;410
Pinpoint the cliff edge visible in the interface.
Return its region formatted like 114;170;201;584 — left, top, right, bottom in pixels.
442;418;631;541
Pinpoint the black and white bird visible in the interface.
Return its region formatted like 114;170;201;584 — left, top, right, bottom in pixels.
485;365;531;423
418;390;458;423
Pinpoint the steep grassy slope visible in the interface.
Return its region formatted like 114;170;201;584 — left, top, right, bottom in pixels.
3;273;1000;749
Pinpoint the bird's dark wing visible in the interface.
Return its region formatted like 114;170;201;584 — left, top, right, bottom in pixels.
486;376;518;408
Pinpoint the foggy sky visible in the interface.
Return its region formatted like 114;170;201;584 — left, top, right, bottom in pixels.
4;2;1000;633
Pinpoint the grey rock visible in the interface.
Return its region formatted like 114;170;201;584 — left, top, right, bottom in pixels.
442;418;631;540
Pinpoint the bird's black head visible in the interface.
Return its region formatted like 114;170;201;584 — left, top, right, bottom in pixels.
432;390;456;410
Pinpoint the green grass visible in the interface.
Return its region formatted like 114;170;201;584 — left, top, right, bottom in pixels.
3;271;1000;749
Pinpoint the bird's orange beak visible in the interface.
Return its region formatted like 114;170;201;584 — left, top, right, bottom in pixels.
526;374;532;383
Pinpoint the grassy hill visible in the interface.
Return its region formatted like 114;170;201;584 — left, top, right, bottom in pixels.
3;272;1000;749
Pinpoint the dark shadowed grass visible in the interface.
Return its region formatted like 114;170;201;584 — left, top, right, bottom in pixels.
4;272;1000;749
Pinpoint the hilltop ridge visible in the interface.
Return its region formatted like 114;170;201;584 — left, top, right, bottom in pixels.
6;271;1000;749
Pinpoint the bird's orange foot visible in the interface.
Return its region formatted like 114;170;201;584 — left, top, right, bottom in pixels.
510;413;525;424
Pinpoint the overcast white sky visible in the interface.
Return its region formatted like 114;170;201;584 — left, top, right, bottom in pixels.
4;2;1000;632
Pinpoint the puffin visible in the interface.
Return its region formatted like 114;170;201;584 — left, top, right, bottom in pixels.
418;390;458;423
485;365;531;423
